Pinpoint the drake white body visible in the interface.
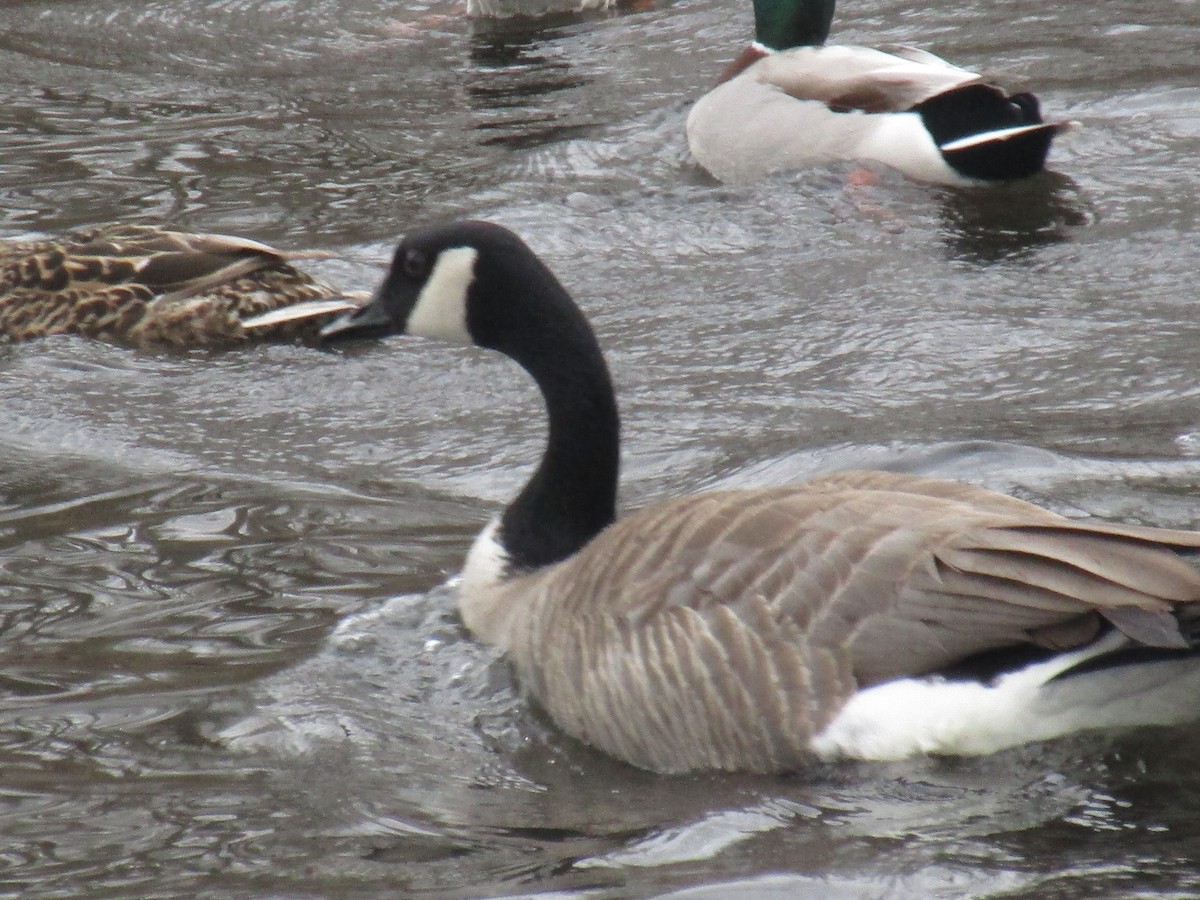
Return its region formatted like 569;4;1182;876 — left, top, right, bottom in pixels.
688;0;1065;187
688;45;968;185
687;52;954;185
321;222;1200;774
688;44;1059;186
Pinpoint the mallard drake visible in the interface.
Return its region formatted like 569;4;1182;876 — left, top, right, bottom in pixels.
314;221;1200;774
0;224;362;348
687;0;1066;185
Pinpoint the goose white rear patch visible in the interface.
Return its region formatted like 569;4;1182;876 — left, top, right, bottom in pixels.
407;246;478;343
811;630;1200;761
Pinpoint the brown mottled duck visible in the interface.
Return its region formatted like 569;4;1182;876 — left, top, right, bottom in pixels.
0;224;362;347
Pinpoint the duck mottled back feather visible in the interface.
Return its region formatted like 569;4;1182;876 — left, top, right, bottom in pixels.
0;225;356;347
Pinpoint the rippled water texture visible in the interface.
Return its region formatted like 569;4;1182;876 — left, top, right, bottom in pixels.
2;0;1200;896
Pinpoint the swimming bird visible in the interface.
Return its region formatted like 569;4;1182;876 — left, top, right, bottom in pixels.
317;220;1200;774
686;0;1066;185
0;224;362;347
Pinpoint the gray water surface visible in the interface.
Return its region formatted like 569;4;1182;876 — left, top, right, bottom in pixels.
2;0;1200;896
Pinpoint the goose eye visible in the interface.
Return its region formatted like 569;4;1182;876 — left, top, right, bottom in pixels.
402;249;428;279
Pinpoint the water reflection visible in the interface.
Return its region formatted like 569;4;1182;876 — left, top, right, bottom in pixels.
467;0;650;20
468;17;599;149
464;0;678;149
937;172;1094;264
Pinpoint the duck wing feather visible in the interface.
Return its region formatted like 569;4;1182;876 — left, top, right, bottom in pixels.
755;45;981;112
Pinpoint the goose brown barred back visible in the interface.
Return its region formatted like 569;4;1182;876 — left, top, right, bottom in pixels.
0;225;362;347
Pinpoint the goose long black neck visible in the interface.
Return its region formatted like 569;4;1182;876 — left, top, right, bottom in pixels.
478;251;620;574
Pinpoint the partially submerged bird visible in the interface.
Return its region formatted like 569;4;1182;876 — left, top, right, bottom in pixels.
316;220;1200;774
687;0;1066;185
0;224;362;347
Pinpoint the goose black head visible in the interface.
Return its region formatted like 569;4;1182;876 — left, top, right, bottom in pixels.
320;220;582;363
321;221;488;346
316;220;583;372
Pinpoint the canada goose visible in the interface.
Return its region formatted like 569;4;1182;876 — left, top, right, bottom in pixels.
0;224;362;347
312;220;1200;774
686;0;1066;185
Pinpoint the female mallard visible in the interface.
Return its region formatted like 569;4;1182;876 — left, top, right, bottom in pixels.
687;0;1066;185
317;221;1200;774
0;224;361;347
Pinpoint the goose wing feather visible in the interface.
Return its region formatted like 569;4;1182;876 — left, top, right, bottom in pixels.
491;471;1200;772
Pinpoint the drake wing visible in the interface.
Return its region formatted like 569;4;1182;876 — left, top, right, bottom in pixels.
756;45;981;112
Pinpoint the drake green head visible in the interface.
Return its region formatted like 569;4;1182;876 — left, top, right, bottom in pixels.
754;0;835;51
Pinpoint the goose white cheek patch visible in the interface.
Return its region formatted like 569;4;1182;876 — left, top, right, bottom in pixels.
406;246;478;343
